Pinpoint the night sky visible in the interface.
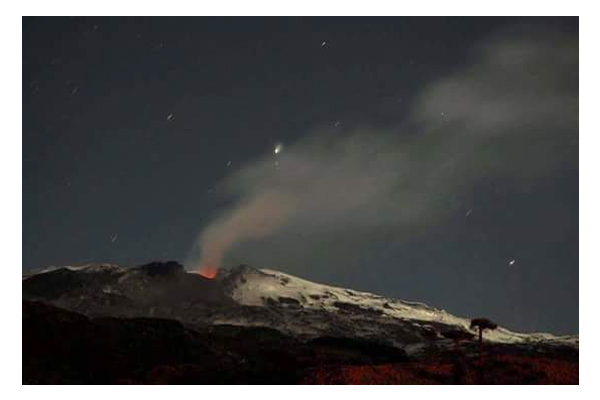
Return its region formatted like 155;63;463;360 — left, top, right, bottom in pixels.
23;17;578;335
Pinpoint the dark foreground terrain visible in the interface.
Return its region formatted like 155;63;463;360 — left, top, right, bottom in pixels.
23;300;577;384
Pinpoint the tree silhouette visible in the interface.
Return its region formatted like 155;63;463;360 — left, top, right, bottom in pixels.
470;318;498;367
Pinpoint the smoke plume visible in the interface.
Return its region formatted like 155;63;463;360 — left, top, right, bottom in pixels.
189;27;578;273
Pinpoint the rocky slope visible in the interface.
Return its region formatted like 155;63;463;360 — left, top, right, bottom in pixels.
22;261;578;384
22;262;577;354
22;299;578;384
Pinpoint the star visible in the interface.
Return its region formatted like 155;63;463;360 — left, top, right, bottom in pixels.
166;113;174;121
509;259;516;266
274;143;283;154
110;234;118;243
321;41;327;47
465;209;472;217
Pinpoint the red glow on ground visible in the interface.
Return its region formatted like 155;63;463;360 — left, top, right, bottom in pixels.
198;266;217;279
299;356;578;384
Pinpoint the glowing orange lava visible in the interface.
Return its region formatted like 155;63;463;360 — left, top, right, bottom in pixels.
198;265;217;279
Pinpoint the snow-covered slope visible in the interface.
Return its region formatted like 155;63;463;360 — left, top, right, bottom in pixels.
215;266;578;348
22;263;128;280
22;262;578;352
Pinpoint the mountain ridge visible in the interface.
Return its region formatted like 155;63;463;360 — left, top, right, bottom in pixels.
22;261;578;353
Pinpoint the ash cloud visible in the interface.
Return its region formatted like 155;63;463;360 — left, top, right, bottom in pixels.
188;27;578;272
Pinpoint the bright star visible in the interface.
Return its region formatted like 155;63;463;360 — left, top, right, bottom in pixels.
274;143;283;154
509;259;516;266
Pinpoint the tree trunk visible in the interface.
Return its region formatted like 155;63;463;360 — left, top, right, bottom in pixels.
478;327;483;367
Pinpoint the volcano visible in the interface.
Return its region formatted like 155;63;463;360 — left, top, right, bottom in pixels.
198;265;217;279
22;262;578;384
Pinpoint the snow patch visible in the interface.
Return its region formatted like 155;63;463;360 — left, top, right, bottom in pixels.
226;267;577;347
